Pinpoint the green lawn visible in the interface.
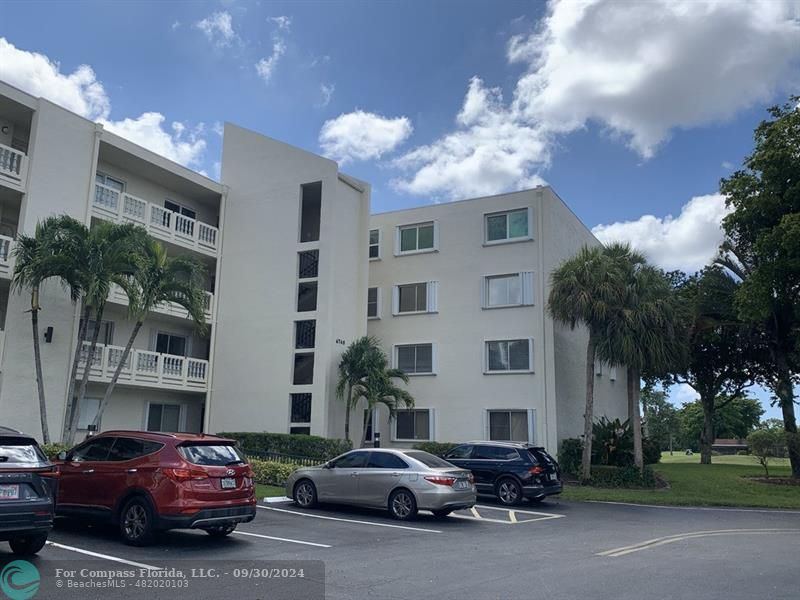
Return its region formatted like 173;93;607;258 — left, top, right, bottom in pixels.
256;483;286;499
561;452;800;509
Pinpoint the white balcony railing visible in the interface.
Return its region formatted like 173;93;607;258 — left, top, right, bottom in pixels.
92;183;219;256
107;284;214;322
0;234;14;278
79;342;209;391
0;143;27;187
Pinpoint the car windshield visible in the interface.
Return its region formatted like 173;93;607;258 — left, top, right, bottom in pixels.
0;441;47;465
178;444;246;466
404;451;455;469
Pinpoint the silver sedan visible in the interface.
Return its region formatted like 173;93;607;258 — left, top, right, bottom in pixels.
285;448;476;520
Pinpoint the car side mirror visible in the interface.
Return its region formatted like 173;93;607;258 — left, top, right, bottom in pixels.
323;461;332;469
56;451;67;461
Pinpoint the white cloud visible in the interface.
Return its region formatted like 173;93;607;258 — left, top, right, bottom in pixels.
319;110;413;164
171;21;181;31
255;40;286;83
270;16;292;31
722;161;734;170
592;193;731;273
195;11;237;47
393;0;800;199
0;37;207;170
319;83;334;108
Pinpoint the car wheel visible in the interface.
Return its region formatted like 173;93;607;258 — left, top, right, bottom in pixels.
388;489;417;521
431;508;453;518
120;497;155;546
293;480;317;508
9;533;48;556
205;524;237;537
496;478;523;506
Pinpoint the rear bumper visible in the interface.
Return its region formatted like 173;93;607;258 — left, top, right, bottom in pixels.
0;501;54;540
522;482;562;499
156;505;257;530
415;487;477;511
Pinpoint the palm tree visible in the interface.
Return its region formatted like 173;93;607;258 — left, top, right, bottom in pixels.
89;239;208;431
353;367;414;448
336;336;385;442
65;221;147;444
547;243;635;481
11;215;84;444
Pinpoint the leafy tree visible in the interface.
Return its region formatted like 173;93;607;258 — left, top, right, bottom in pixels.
353;366;413;448
640;386;682;451
336;336;386;442
717;96;800;477
90;239;208;431
679;396;763;449
747;428;784;477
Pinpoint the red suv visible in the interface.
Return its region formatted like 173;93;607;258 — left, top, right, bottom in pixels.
53;431;256;545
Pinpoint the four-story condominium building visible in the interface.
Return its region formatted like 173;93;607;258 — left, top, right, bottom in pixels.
0;79;626;451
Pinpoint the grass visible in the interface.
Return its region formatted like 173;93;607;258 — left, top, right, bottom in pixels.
561;452;800;509
256;483;286;499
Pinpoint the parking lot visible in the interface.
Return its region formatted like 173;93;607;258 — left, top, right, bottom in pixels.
8;497;800;599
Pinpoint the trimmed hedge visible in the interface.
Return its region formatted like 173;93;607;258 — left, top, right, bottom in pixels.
589;465;656;488
218;432;351;461
249;458;300;486
412;442;459;457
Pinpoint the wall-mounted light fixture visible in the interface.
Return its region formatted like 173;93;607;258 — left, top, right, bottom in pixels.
44;327;53;343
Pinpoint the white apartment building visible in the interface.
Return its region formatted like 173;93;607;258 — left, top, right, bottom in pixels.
0;80;626;452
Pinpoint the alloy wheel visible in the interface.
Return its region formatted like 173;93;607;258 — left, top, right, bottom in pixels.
124;504;147;539
296;482;315;507
498;481;520;504
392;492;413;518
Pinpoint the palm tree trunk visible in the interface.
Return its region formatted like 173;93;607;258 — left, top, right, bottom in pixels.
699;394;714;465
91;321;143;430
581;335;596;482
774;367;800;478
69;303;105;445
30;287;50;444
61;304;91;442
628;366;643;470
359;405;373;449
344;383;352;442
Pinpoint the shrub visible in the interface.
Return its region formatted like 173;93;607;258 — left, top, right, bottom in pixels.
41;443;70;459
642;438;661;465
248;458;300;486
588;465;656;488
559;438;583;475
747;428;785;477
736;449;750;456
412;442;459;457
219;432;351;460
592;417;633;467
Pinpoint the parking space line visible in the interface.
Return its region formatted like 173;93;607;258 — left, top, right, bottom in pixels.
598;529;800;557
475;505;565;517
258;505;442;533
585;501;800;514
470;507;481;519
46;542;160;570
233;530;332;548
508;511;518;524
452;505;565;524
450;514;515;524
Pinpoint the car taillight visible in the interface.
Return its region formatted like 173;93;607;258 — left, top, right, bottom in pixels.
424;475;456;486
163;468;209;482
529;465;544;476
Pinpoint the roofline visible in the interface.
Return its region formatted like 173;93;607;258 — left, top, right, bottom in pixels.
370;186;548;217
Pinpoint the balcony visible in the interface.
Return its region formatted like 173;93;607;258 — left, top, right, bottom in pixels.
107;284;214;322
92;183;219;257
79;342;209;392
0;144;27;189
0;235;13;278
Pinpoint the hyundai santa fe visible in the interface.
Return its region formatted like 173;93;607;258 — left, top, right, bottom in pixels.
53;431;256;545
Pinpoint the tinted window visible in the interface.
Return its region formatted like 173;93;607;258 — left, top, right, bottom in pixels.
108;437;164;461
332;452;368;468
178;444;246;466
528;448;554;465
404;451;454;469
0;440;47;465
445;445;473;460
70;437;115;462
367;452;409;469
473;446;520;460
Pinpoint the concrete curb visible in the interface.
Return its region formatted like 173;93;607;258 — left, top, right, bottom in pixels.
263;496;292;503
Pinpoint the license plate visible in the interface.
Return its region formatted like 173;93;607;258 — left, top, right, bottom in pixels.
0;485;19;500
454;479;469;490
548;473;558;481
221;477;236;489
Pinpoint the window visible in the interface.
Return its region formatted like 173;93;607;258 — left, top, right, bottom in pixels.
147;403;181;432
108;437;163;461
155;332;187;356
290;427;311;435
298;250;319;279
295;320;316;349
331;452;368;468
95;172;124;192
445;445;474;460
69;437;115;462
164;199;197;220
405;451;456;468
367;452;408;469
483;272;534;308
367;287;380;319
488;411;530;442
297;282;318;312
80;319;114;346
396;222;436;254
473;445;521;460
293;353;314;385
0;441;47;465
396;344;434;375
300;182;322;243
485;339;533;373
77;397;100;430
393;281;438;314
178;444;246;466
290;393;312;424
395;409;431;441
485;208;530;243
369;229;381;260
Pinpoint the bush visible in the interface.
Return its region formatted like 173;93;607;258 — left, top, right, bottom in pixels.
559;438;583;475
412;442;459;457
642;438;661;465
588;465;656;488
736;449;750;456
248;459;300;486
592;417;634;467
41;443;70;459
218;432;351;460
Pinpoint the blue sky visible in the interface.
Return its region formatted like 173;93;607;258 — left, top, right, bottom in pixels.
1;0;799;418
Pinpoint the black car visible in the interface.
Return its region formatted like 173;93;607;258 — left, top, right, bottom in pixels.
0;427;57;555
443;441;561;506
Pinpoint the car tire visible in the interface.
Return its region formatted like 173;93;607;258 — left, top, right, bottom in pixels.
496;477;523;506
388;489;417;521
431;508;453;518
205;524;237;537
119;497;155;546
9;533;48;556
293;479;318;508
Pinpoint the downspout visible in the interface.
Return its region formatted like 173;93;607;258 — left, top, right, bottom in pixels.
536;189;552;450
